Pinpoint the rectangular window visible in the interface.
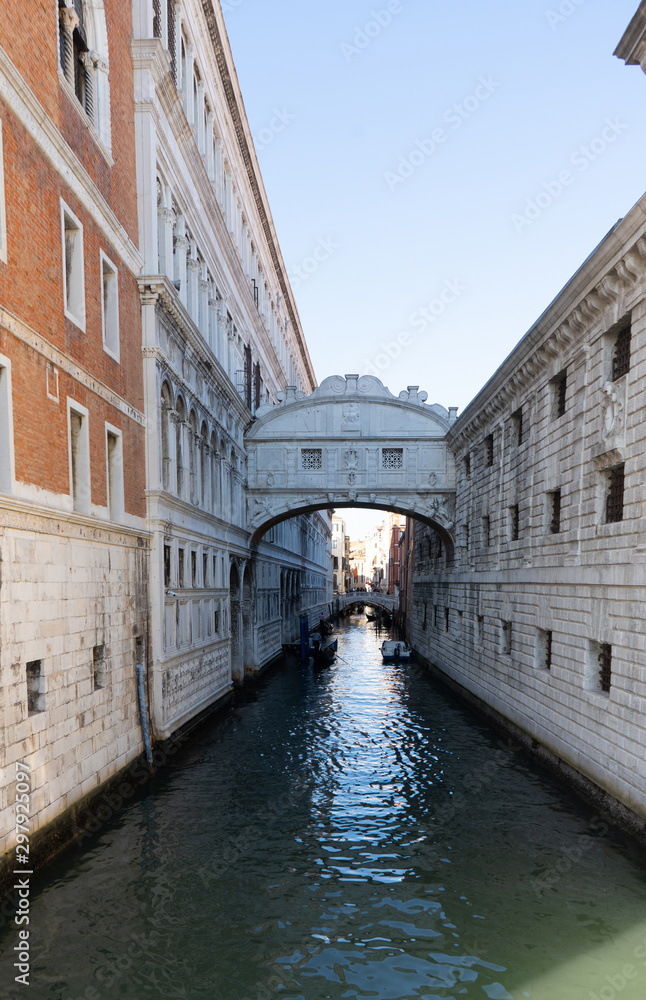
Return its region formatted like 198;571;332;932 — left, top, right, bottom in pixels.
68;400;90;513
178;548;185;587
93;644;106;690
301;448;322;470
434;605;439;629
0;121;7;265
164;544;171;587
464;523;470;550
203;553;208;587
484;433;494;467
191;550;197;586
483;515;491;548
382;448;404;470
535;629;553;671
476;614;484;647
501;620;512;656
61;201;85;329
508;504;519;541
586;640;612;694
26;659;45;715
549;489;561;534
214;609;219;634
106;425;124;521
444;607;450;633
551;370;567;420
464;452;471;478
100;251;120;361
512;407;523;446
612;324;631;381
605;464;625;524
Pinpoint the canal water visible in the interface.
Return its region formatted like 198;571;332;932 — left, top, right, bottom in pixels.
2;618;646;1000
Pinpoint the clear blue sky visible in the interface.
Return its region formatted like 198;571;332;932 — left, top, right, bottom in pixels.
223;0;646;421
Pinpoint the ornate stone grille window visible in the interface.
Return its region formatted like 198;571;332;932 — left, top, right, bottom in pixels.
605;464;625;524
612;324;631;381
301;449;322;471
382;448;403;470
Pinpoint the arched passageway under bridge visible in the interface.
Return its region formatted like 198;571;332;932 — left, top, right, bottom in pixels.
245;374;458;556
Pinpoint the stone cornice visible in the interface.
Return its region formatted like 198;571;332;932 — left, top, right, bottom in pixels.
0;493;150;544
0;44;142;276
615;2;646;66
199;1;317;390
447;205;646;453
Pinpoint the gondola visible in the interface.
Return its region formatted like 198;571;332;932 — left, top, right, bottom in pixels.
365;613;377;621
312;638;338;668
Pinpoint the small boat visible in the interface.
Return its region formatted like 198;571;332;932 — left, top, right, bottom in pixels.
366;613;377;621
380;640;411;663
312;638;338;668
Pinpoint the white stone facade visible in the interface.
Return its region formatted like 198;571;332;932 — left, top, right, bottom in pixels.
131;0;332;739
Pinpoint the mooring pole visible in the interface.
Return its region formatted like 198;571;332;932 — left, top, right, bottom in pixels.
299;612;309;663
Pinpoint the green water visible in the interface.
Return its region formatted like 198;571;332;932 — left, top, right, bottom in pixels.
2;619;646;1000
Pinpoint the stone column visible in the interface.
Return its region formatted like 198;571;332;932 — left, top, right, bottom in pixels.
173;221;189;306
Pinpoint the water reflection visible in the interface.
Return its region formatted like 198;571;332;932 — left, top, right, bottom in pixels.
1;619;646;999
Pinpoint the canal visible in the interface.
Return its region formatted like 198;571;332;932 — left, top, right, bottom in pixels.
2;618;646;1000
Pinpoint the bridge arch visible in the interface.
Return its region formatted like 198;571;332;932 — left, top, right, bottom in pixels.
245;374;457;556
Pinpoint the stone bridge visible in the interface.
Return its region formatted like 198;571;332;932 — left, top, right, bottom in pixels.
336;592;398;612
245;374;458;555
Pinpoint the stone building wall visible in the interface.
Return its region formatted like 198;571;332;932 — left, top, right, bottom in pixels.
408;190;646;823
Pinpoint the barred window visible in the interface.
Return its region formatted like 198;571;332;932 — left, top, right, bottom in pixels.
605;464;625;524
512;407;523;446
535;629;552;671
509;504;519;541
549;489;561;534
484;433;494;467
301;449;322;471
483;515;491;548
464;452;471;477
382;448;403;470
501;621;512;656
26;659;45;715
551;370;567;420
612;324;631;381
599;643;612;693
445;607;450;632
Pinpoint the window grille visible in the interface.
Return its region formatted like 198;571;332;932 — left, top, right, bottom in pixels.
553;370;567;419
434;605;439;629
301;449;322;471
93;644;106;690
382;448;404;470
164;545;171;587
512;407;523;446
484;434;494;467
605;464;625;524
612;325;631;381
550;490;561;534
510;504;519;541
483;515;490;548
26;660;45;715
464;523;470;550
445;607;450;632
502;621;512;656
167;0;176;80
464;452;471;477
544;630;553;671
598;643;612;693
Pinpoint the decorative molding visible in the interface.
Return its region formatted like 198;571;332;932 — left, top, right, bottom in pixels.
0;306;145;426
